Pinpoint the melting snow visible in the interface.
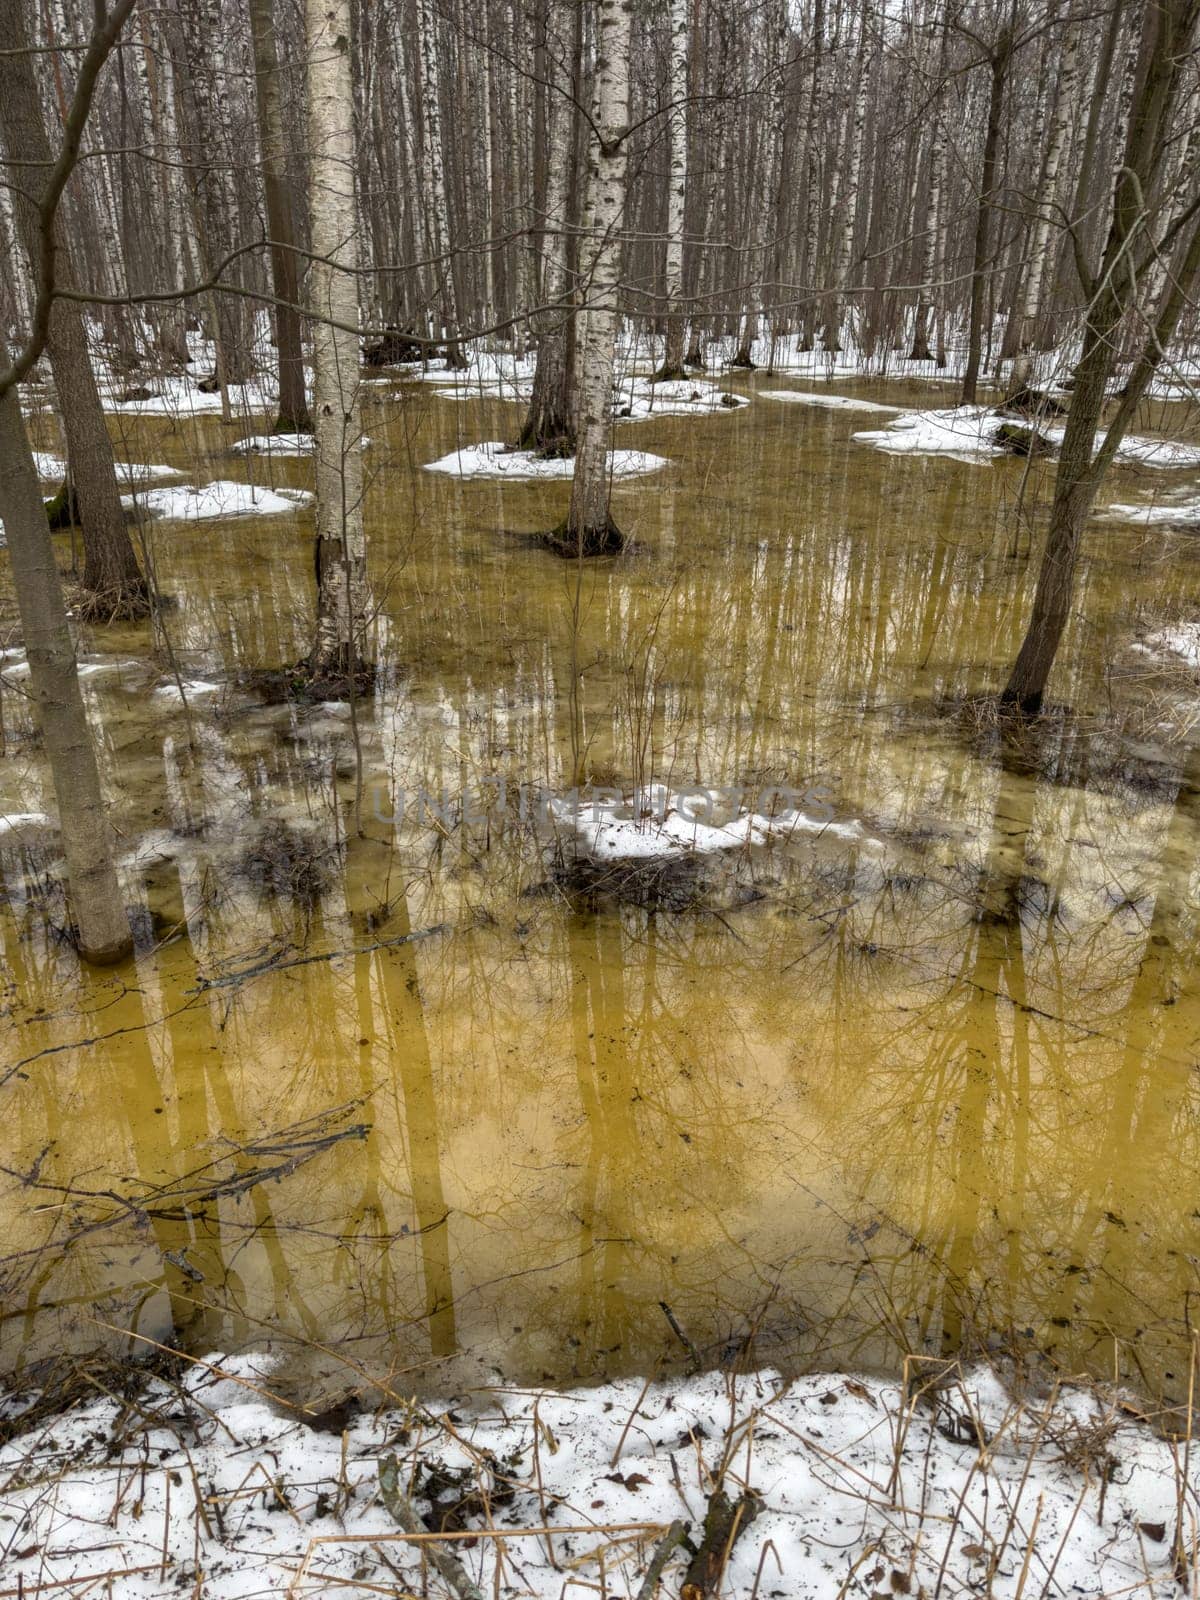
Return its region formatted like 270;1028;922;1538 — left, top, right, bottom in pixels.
231;433;372;455
611;377;750;418
1100;495;1200;525
855;407;1200;468
551;784;869;862
1133;622;1200;669
0;811;53;838
0;1358;1192;1600
423;442;668;480
760;389;903;413
123;482;313;520
32;452;183;486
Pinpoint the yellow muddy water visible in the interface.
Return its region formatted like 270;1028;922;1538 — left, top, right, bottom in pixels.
3;369;1200;1404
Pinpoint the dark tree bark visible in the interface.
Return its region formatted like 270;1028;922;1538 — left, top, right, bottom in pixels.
0;374;132;964
961;31;1011;405
0;0;148;618
249;0;312;434
1002;0;1200;714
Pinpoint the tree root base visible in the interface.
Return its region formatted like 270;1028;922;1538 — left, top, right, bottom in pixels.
69;581;153;624
543;517;625;558
651;364;688;383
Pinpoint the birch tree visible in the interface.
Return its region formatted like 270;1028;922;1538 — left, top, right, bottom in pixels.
306;0;373;683
0;352;132;964
556;0;632;557
653;0;690;380
1005;16;1079;397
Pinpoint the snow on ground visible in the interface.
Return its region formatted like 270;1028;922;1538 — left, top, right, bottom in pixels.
1132;621;1200;669
153;678;223;702
1100;494;1200;525
102;377;281;418
0;1355;1192;1599
550;784;869;861
855;407;1200;468
32;452;183;486
0;811;54;839
410;349;537;402
759;388;903;413
854;407;1006;462
423;441;668;480
611;377;750;418
1108;433;1200;469
123;482;313;520
231;433;372;455
0;654;142;682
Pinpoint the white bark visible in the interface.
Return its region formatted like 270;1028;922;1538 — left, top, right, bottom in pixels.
1013;22;1080;372
823;15;870;350
657;0;689;376
564;0;632;552
306;0;371;676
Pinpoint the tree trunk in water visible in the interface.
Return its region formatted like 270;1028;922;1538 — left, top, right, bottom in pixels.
560;0;631;557
961;37;1009;406
0;384;132;964
654;0;689;381
1002;0;1200;713
249;0;311;434
0;0;148;618
306;0;373;683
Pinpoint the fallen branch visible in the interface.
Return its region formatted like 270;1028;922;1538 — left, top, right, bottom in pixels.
637;1518;687;1599
680;1487;762;1600
379;1453;485;1600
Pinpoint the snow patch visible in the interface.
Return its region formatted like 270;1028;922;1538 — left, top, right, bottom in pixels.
856;407;1200;469
1100;495;1200;525
760;389;903;413
231;433;371;455
551;784;869;862
0;1360;1192;1600
153;679;223;702
33;452;183;486
611;377;750;418
1133;621;1200;669
0;811;54;838
124;482;313;520
853;407;1007;462
423;441;668;480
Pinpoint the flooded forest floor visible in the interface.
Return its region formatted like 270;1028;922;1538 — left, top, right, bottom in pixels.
2;348;1200;1591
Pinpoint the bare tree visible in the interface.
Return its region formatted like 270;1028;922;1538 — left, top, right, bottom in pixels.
249;0;313;434
1002;0;1200;713
306;0;373;683
0;0;148;618
557;0;632;556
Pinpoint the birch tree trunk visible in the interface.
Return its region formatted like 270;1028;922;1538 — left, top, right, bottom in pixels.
418;0;466;367
306;0;373;684
250;0;312;434
558;0;631;557
1006;21;1079;397
517;5;576;454
823;14;870;352
0;376;132;965
654;0;689;380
